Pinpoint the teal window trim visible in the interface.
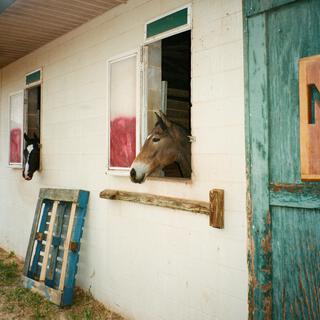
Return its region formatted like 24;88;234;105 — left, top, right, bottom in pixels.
26;69;41;86
145;5;191;40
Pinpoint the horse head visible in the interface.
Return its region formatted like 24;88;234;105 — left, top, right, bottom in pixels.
130;111;191;183
23;133;40;181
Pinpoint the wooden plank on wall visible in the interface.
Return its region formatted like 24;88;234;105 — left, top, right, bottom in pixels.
100;189;210;215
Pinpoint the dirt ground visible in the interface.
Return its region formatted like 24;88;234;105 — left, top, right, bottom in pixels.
0;247;125;320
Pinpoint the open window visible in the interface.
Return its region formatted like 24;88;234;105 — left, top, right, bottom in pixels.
25;84;41;139
24;69;41;160
142;6;192;178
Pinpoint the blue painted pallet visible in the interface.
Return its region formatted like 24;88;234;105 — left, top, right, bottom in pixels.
22;188;89;306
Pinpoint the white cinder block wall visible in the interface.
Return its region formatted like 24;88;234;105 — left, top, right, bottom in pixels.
0;0;247;319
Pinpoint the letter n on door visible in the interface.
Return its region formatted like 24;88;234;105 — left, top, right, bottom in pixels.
299;55;320;181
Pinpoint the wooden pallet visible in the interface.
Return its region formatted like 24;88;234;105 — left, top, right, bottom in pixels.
22;188;89;306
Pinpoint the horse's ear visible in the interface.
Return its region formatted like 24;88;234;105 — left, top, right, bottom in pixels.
24;133;30;143
154;111;167;131
33;132;40;142
156;110;172;128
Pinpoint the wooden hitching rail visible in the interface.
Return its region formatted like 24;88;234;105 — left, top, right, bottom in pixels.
100;189;224;229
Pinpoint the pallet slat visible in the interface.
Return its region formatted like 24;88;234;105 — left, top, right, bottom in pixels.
59;202;76;291
23;198;44;276
29;200;52;278
46;202;68;287
40;201;59;281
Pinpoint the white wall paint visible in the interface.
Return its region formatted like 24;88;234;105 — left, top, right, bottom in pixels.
0;0;247;319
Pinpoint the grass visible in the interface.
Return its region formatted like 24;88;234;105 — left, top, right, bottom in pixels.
0;248;125;320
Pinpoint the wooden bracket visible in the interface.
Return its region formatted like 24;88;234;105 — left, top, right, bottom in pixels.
209;189;224;229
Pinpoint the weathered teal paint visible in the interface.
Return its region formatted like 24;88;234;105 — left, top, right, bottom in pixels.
272;207;320;319
146;8;188;38
244;0;297;17
0;0;15;14
245;0;320;319
270;183;320;209
246;12;272;319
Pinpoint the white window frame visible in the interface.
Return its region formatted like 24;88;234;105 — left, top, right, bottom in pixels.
106;49;141;176
144;4;192;44
8;68;43;169
25;68;43;170
8;90;24;168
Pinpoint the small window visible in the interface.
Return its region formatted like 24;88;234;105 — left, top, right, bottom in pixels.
9;91;24;167
145;5;191;42
25;85;41;139
107;51;140;174
142;29;191;178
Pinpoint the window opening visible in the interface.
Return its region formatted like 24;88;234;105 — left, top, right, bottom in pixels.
143;30;191;178
25;85;41;138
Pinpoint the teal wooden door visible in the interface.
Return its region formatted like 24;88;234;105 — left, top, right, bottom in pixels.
245;1;320;319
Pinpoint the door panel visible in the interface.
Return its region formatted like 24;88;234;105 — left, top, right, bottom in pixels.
245;0;320;319
272;207;320;319
268;0;320;183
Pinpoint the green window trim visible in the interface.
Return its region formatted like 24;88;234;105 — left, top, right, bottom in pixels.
26;70;41;86
146;7;189;39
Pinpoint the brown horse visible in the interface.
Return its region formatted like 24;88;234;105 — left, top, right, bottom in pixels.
130;111;191;183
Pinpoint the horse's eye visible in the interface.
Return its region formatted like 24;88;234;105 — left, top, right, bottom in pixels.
152;137;160;142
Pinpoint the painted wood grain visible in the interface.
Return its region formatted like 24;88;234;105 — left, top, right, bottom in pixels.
272;207;320;319
270;183;320;209
245;1;320;319
246;13;272;319
244;0;297;17
0;0;126;68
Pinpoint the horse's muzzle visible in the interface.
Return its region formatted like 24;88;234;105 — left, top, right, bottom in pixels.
130;168;145;183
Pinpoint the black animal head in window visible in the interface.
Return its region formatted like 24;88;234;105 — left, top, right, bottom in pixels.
23;133;40;181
